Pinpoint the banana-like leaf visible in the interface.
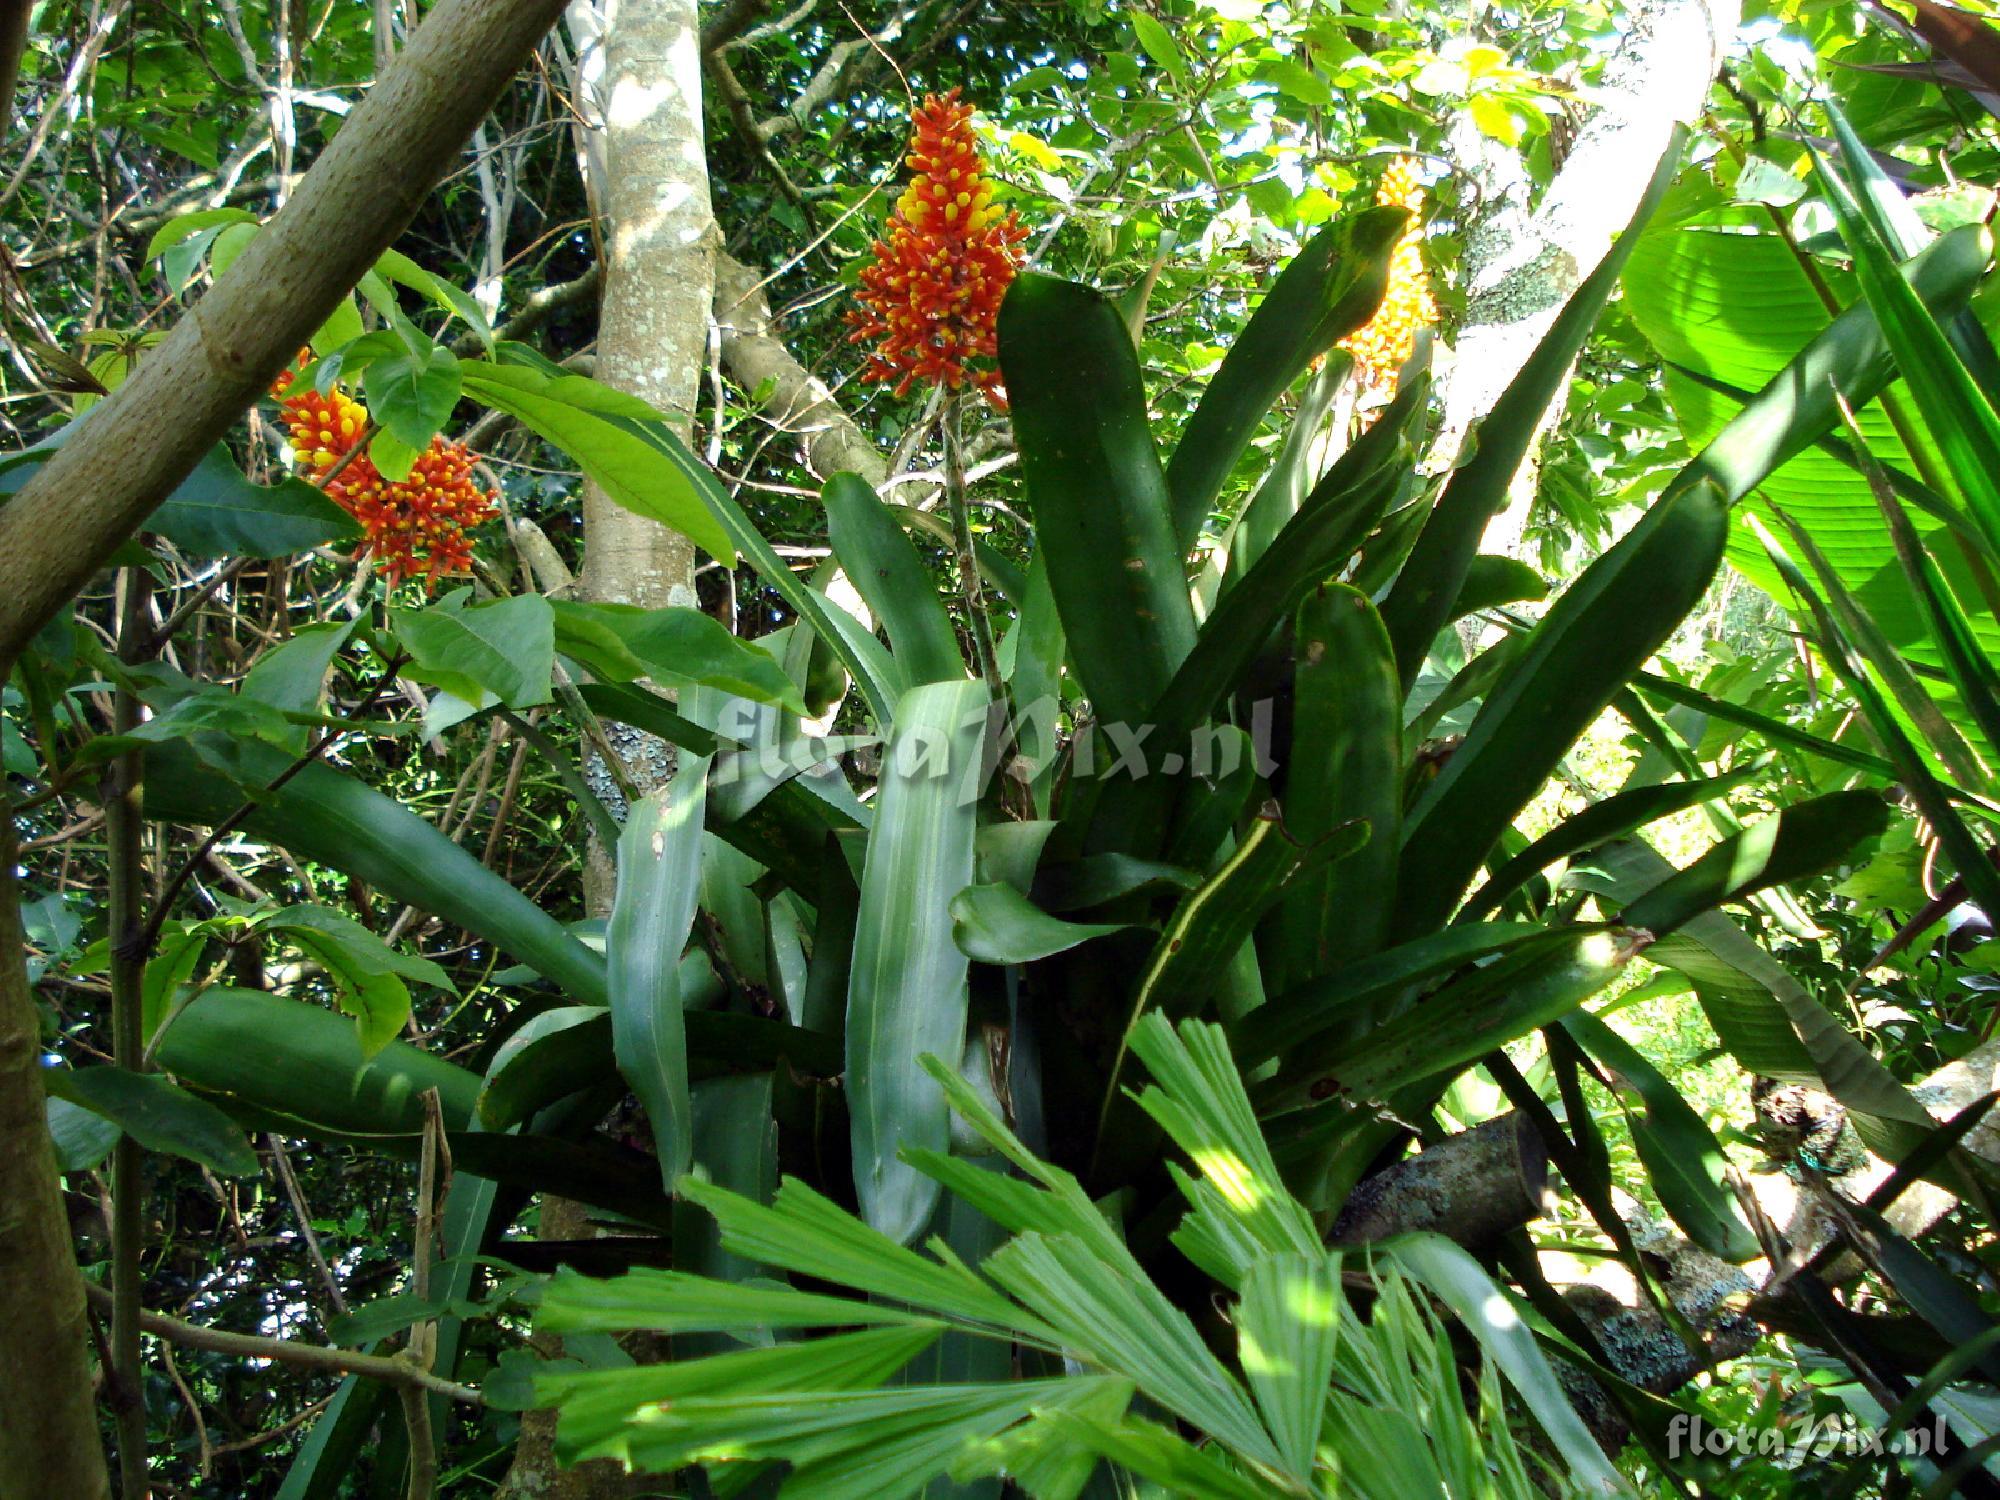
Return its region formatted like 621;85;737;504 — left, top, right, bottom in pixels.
998;276;1196;725
1273;584;1401;986
1622;215;1997;739
1395;480;1728;937
1165;204;1406;549
143;734;607;1005
824;471;965;686
1378;128;1682;689
847;678;990;1243
1812;147;2000;564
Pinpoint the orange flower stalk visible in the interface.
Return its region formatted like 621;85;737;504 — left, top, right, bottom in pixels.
847;90;1027;401
273;356;496;588
1338;159;1438;398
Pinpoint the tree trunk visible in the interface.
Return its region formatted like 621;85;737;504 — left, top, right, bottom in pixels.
0;4;570;1493
499;4;715;1494
1432;0;1739;559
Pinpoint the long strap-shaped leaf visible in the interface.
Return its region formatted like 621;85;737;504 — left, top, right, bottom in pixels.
1272;584;1402;987
609;757;710;1190
1394;479;1729;938
1378;128;1683;689
998;275;1196;726
1164;204;1406;550
824;471;966;686
143;734;607;1005
848;678;991;1243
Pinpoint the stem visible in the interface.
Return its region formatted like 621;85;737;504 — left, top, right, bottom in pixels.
944;387;1002;700
108;568;150;1500
78;1283;480;1405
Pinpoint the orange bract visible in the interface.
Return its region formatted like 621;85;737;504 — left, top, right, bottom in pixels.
847;90;1028;401
273;358;496;589
1338;159;1438;398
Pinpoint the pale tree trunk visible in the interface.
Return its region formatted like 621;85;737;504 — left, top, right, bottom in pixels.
1433;0;1739;561
499;2;715;1494
0;4;572;1495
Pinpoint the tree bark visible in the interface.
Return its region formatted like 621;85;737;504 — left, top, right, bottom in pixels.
499;4;715;1495
713;250;888;486
1432;0;1739;555
0;4;570;1493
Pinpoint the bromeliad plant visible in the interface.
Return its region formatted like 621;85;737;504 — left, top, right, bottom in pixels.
27;109;2000;1493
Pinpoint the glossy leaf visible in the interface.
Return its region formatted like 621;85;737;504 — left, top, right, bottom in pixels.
144;735;608;1006
948;883;1132;964
1165;205;1407;547
46;1066;259;1176
999;275;1196;725
824;471;965;686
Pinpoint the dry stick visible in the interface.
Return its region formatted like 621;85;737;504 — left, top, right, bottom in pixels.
106;568;151;1500
78;1283;481;1405
399;1089;447;1500
942;387;1001;699
266;1134;347;1318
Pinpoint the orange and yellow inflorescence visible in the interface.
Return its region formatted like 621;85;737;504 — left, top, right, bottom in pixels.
272;356;496;588
1338;158;1438;398
847;89;1028;401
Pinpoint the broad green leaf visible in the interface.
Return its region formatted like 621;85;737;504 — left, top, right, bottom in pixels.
551;601;805;713
948;883;1132;964
1274;584;1401;986
1166;205;1407;548
143;735;606;1006
1129;12;1187;82
609;759;710;1188
154;988;480;1138
363;343;461;452
0;434;357;558
1235;921;1549;1068
46;1096;121;1173
144;206;260;260
999;276;1196;725
241;620;354;750
458;360;736;562
46;1066;259;1176
257;905;455;1057
1380;129;1681;689
1323;929;1639;1099
1618;791;1890;937
1395;480;1728;938
847;679;989;1242
392;591;554;710
824;470;965;686
1458;769;1756;923
1622;218;1997;737
373;247;496;353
